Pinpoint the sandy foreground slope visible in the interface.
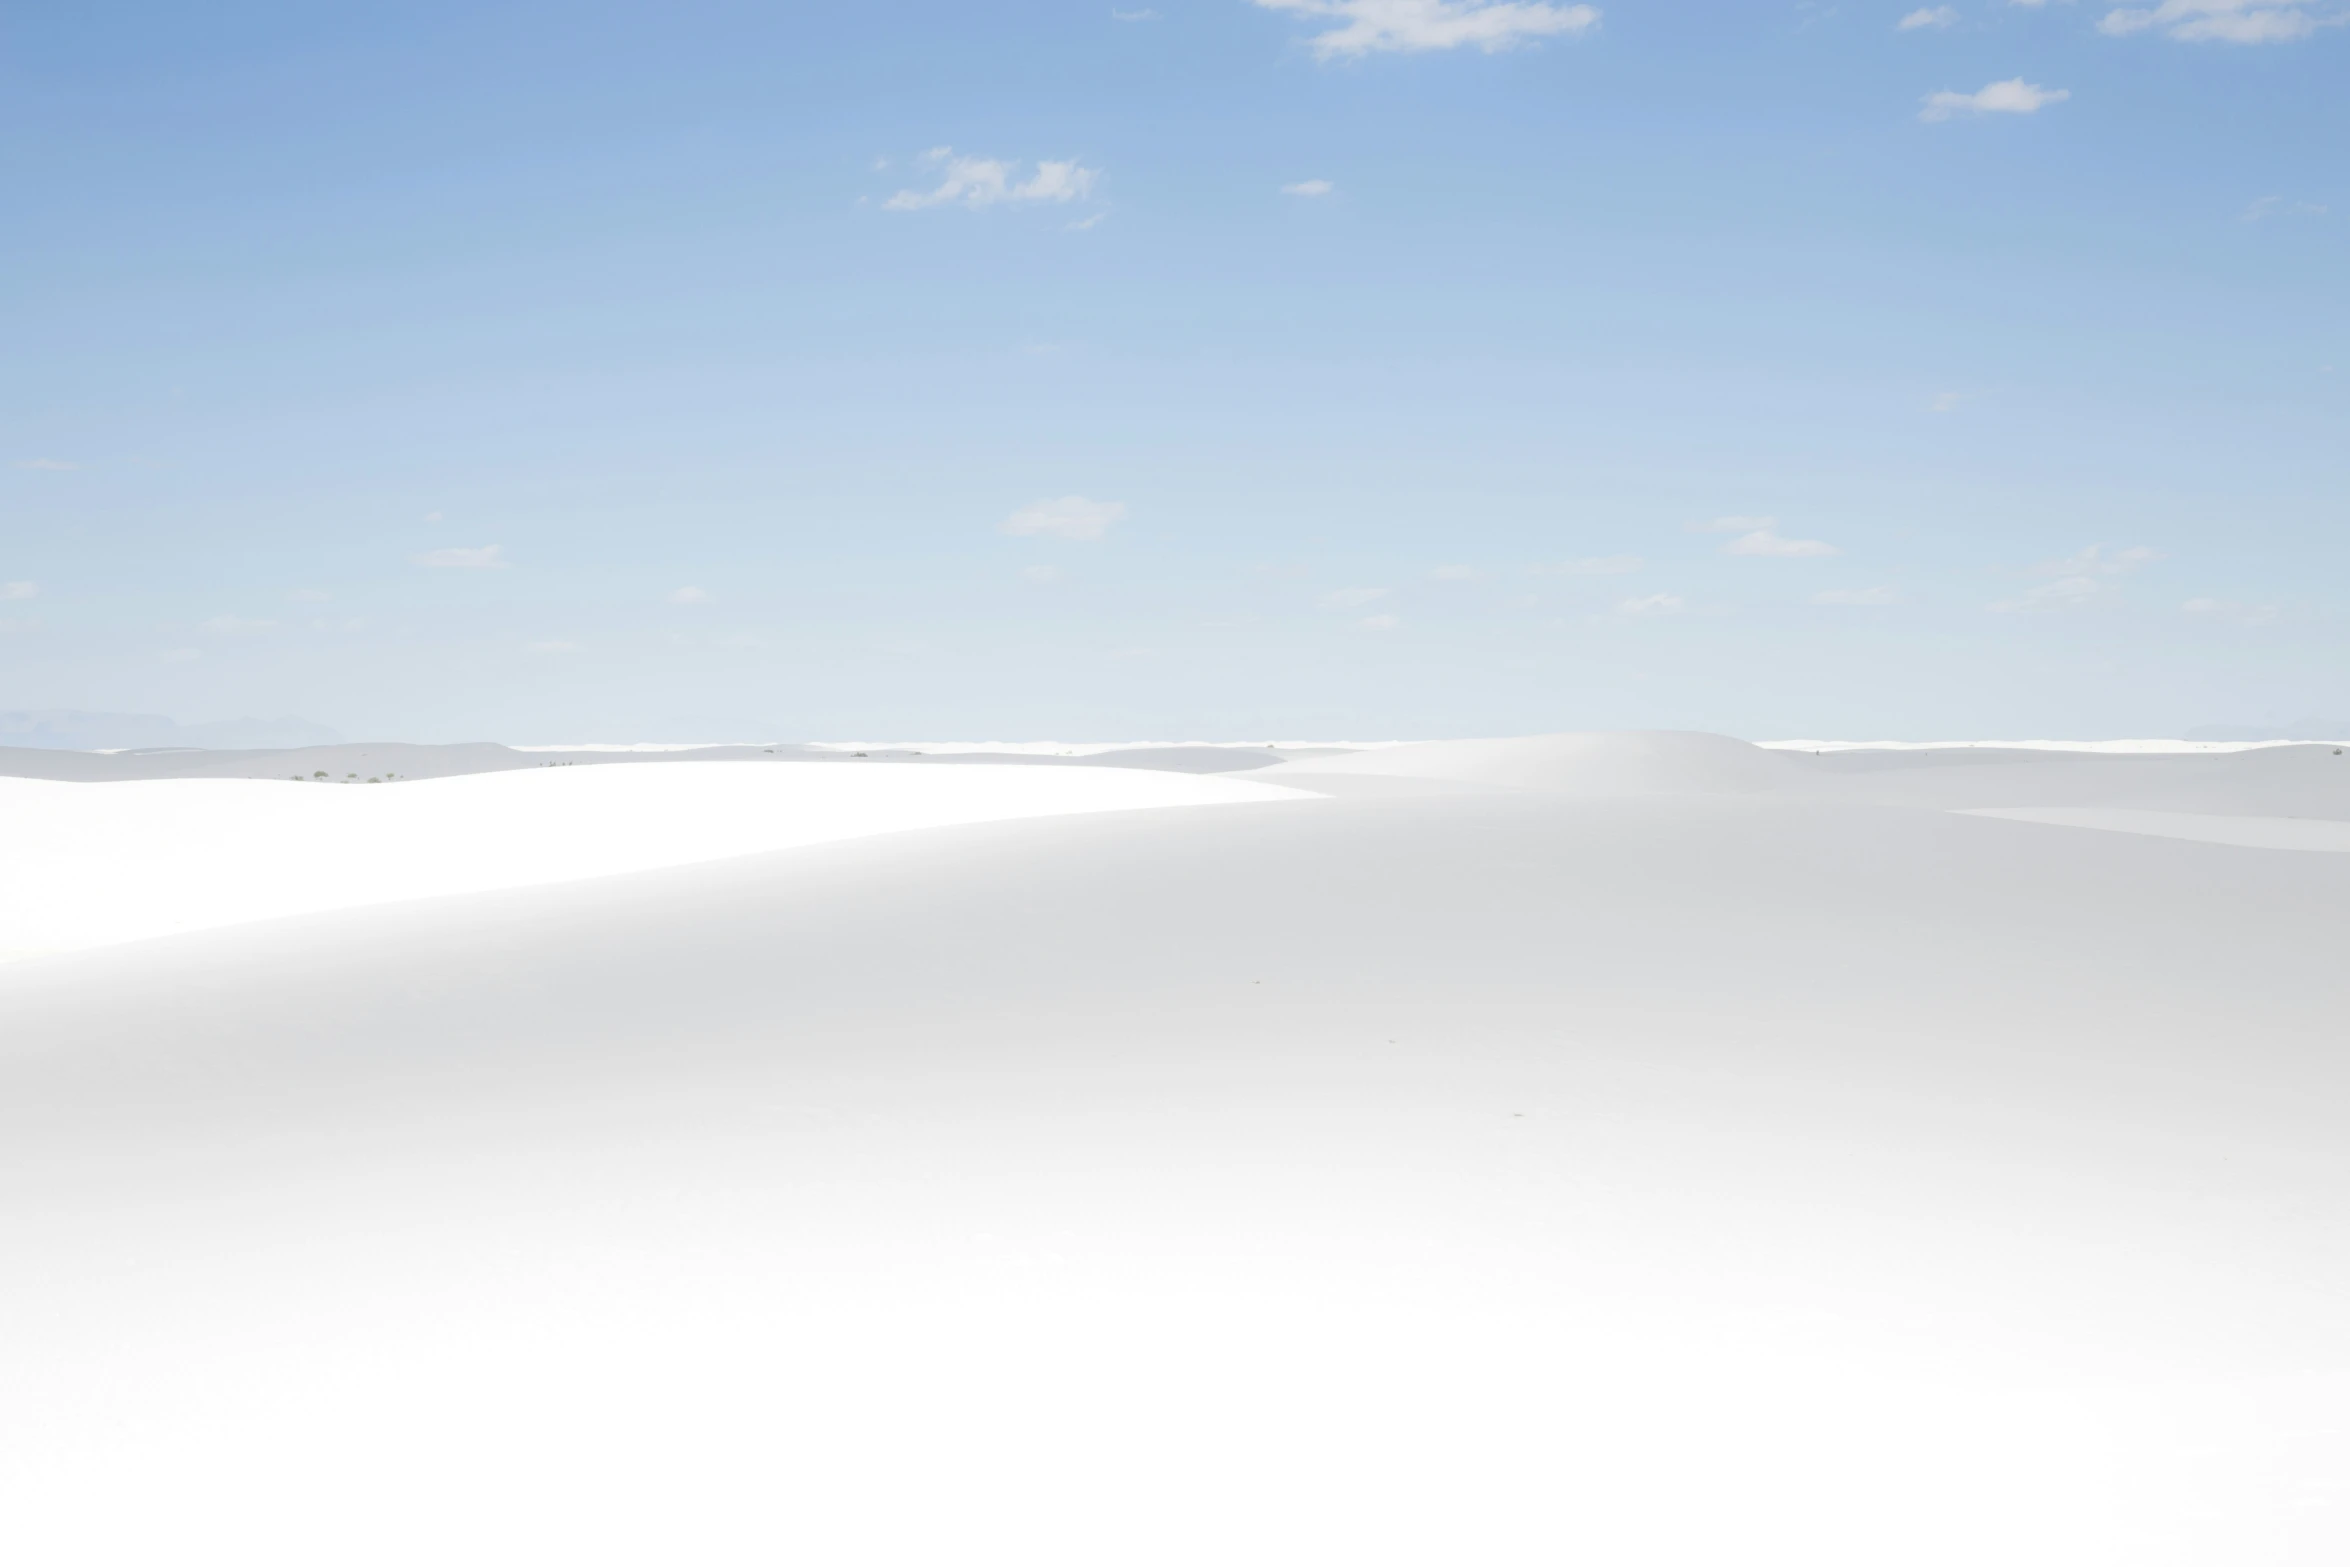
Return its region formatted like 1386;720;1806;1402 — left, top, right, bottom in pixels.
3;734;2348;1565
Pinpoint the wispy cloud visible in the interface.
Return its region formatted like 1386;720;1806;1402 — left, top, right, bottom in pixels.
1022;564;1066;585
1813;585;1901;605
2183;596;2282;624
1899;6;1960;27
2242;194;2328;219
1282;179;1336;196
1360;613;1402;630
199;615;277;635
1004;495;1125;539
666;586;712;605
2099;0;2341;40
413;545;508;569
1931;391;1965;412
1111;6;1160;17
2032;543;2162;576
1254;0;1600;58
1618;592;1685;617
1989;545;2159;612
17;458;77;471
1695;515;1836;556
1321;586;1391;609
1527;554;1641;575
884;148;1099;211
1920;78;2070;120
1;581;35;600
1725;529;1837;557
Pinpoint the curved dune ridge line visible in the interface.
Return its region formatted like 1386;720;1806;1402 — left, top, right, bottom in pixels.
0;762;1318;957
1963;806;2350;853
1264;729;1798;794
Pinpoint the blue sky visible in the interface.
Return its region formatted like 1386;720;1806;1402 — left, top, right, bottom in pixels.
2;0;2343;741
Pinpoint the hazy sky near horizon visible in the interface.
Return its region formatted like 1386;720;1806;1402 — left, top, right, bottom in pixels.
3;0;2344;742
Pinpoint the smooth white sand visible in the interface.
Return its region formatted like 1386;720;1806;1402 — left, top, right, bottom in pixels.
4;733;2348;1566
0;763;1314;956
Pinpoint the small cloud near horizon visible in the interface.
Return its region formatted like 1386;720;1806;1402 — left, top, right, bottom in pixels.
413;545;508;569
2243;195;2327;220
1282;179;1335;197
2031;543;2161;577
1921;78;2069;120
18;458;78;471
1695;516;1837;556
1253;0;1601;58
1529;554;1642;576
2184;596;2282;624
885;148;1099;211
1004;495;1125;539
1898;6;1958;27
1618;592;1685;617
1111;6;1159;17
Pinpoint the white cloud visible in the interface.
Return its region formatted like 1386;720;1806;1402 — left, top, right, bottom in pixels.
1920;78;2071;120
1724;528;1838;557
199;615;277;635
1813;585;1901;605
2183;596;2282;624
413;545;508;569
1991;576;2102;612
1;580;35;600
1003;495;1125;540
17;458;77;471
1528;554;1642;575
526;640;580;655
884;149;1099;211
1431;564;1484;580
1282;179;1336;196
2032;543;2161;576
2099;0;2339;39
1253;0;1601;58
2242;195;2328;219
1618;592;1685;617
1899;6;1960;26
666;586;712;605
1112;6;1161;17
1321;586;1390;609
1360;613;1402;630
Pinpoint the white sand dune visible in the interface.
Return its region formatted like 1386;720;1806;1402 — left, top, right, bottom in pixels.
4;733;2348;1565
0;762;1312;956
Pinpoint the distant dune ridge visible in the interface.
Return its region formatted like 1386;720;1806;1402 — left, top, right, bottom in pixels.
0;708;343;751
4;731;2349;1564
